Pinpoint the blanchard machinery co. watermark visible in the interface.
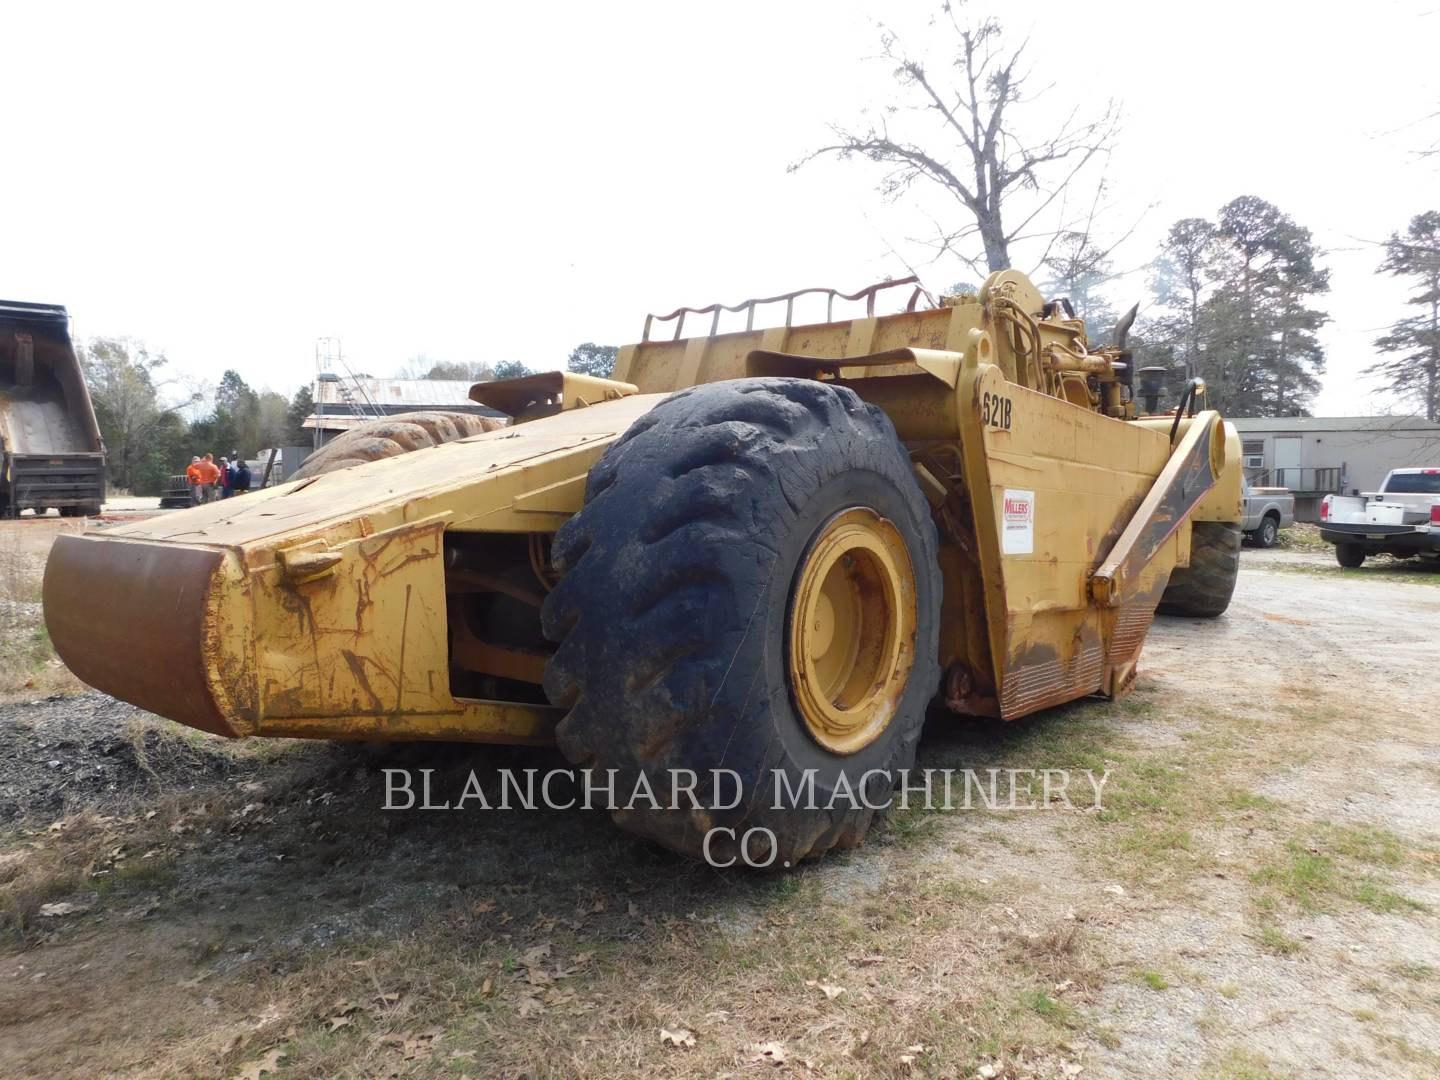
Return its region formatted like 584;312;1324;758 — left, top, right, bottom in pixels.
381;767;1113;868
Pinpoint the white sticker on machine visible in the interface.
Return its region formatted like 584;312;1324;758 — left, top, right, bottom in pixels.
1001;489;1034;555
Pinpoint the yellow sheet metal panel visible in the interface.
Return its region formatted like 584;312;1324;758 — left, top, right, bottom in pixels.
250;519;450;722
469;371;638;419
620;308;964;396
254;702;557;744
1133;416;1244;528
45;395;666;745
1196;420;1244;524
956;361;1176;719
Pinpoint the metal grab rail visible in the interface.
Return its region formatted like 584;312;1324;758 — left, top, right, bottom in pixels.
1246;466;1343;493
642;276;927;343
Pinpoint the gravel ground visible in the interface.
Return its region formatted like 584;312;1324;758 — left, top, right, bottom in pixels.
0;693;253;824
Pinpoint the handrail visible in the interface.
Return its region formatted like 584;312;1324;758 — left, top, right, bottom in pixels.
642;276;928;343
1247;466;1343;493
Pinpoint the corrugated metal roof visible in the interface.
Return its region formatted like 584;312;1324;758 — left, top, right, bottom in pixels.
305;378;508;430
1228;415;1440;433
312;378;478;408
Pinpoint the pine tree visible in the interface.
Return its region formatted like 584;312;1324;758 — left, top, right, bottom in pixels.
285;385;314;445
1368;211;1440;422
1147;218;1218;387
567;343;618;379
1200;197;1329;416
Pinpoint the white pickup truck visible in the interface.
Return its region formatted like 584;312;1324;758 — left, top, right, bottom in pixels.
1320;467;1440;568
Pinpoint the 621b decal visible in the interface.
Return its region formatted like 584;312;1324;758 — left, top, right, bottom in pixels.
982;391;1013;430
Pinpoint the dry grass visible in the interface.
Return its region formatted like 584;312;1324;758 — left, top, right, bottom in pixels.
0;522;83;700
78;687;1423;1079
0;807;176;936
0;705;1427;1079
1262;555;1440;586
1271;522;1328;553
128;865;1106;1080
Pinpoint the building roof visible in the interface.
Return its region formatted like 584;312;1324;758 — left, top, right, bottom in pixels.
1228;415;1440;433
303;377;502;432
313;377;478;409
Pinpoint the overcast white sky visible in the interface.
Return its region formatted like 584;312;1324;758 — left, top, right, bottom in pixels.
3;0;1436;416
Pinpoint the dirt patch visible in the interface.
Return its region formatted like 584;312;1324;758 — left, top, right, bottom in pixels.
2;551;1438;1078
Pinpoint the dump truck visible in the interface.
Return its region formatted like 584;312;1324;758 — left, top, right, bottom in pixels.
0;300;106;518
43;270;1242;864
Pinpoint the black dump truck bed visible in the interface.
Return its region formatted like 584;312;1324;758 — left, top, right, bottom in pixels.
0;300;106;517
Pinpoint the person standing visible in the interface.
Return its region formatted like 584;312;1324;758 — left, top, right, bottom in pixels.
218;457;234;499
232;457;252;495
195;453;221;504
186;456;203;505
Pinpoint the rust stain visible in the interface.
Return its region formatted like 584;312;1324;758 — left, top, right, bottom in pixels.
377;550;435;580
340;649;386;713
395;583;413;715
353;573;371;638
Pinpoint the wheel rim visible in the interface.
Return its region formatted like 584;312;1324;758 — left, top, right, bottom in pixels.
787;507;918;755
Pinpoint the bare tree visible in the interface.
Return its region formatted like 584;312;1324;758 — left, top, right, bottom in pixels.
78;337;199;491
1039;231;1120;340
794;3;1119;276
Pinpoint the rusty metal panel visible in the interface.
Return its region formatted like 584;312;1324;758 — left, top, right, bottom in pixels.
953;357;1179;720
44;536;237;736
40;397;664;745
619;306;961;395
998;634;1105;718
1107;602;1156;666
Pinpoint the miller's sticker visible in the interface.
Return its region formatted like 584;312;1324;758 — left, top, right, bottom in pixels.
1001;489;1034;555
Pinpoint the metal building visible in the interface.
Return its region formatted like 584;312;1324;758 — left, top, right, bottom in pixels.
1229;415;1440;520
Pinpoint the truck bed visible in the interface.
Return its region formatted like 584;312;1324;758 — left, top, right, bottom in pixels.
0;384;91;454
0;300;106;514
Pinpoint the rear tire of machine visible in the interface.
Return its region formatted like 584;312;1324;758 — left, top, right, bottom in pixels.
1157;522;1241;618
290;410;505;480
540;377;943;866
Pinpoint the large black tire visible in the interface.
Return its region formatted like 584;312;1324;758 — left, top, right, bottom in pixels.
541;378;942;865
1335;543;1366;569
291;410;504;480
1158;521;1241;618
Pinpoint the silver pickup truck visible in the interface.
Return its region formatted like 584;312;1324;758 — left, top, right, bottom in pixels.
1320;467;1440;567
1242;479;1294;548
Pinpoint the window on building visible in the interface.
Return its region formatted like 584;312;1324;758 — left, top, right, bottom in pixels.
1242;440;1264;456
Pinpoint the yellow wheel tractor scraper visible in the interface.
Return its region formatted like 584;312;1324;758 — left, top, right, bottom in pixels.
43;270;1241;864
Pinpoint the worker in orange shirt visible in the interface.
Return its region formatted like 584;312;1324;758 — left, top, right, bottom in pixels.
185;456;203;505
194;453;221;504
